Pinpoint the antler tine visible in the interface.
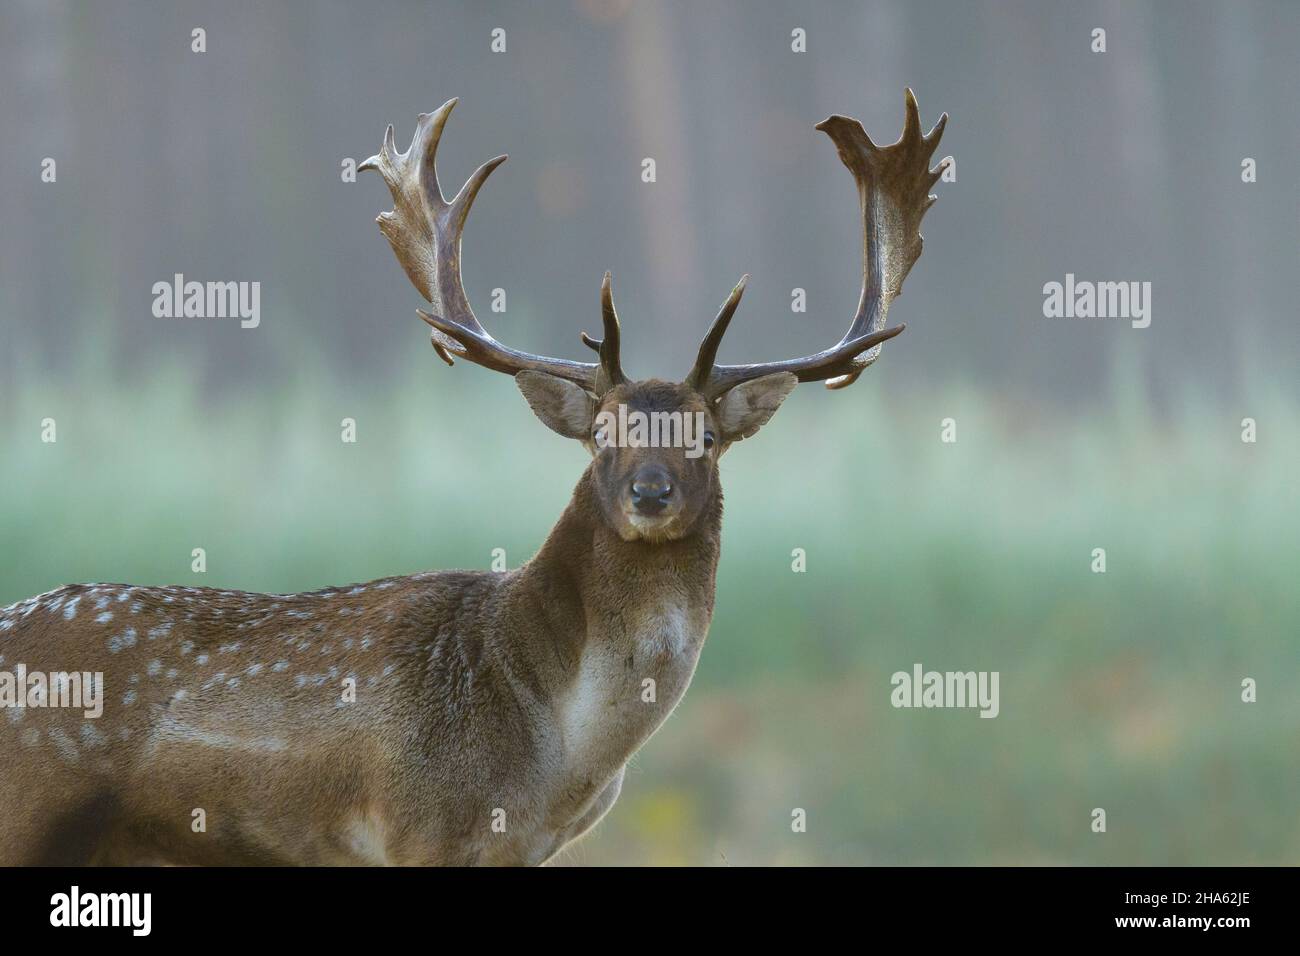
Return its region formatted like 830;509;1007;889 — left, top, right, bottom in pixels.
689;89;947;399
686;275;748;390
696;324;907;398
579;271;630;393
362;99;603;390
594;272;627;392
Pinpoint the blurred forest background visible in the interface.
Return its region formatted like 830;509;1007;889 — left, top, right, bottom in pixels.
1;1;1296;864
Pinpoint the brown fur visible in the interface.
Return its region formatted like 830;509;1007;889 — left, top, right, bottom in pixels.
0;379;748;866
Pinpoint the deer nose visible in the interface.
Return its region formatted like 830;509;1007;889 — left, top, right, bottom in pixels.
630;469;673;514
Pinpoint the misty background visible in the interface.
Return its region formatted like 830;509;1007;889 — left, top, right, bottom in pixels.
1;0;1297;864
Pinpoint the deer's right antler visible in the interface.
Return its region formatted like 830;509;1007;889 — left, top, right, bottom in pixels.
361;99;624;393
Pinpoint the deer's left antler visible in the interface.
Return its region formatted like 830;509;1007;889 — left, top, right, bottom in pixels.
687;89;948;398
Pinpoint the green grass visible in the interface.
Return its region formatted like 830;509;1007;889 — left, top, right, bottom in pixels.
3;348;1296;864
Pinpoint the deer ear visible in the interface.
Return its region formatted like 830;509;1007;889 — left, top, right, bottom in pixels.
516;370;596;440
715;371;798;443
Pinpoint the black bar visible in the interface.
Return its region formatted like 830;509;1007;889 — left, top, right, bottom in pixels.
1;866;1281;941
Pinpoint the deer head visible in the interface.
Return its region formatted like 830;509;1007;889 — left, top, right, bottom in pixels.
361;93;947;544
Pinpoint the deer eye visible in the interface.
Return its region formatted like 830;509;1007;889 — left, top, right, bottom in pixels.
703;431;716;450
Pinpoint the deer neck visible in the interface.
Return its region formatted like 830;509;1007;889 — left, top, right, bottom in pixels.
509;465;722;784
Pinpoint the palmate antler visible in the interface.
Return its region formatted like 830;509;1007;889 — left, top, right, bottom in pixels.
687;89;948;399
360;98;625;393
365;93;946;403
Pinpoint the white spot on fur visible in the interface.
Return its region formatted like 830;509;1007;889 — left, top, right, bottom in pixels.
96;611;113;624
108;627;138;653
147;712;287;754
342;812;390;864
47;728;80;763
62;596;81;620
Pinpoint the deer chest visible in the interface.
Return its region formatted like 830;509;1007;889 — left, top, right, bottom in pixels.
556;599;709;777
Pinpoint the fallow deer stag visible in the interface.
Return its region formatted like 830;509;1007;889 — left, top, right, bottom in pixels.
0;92;947;865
